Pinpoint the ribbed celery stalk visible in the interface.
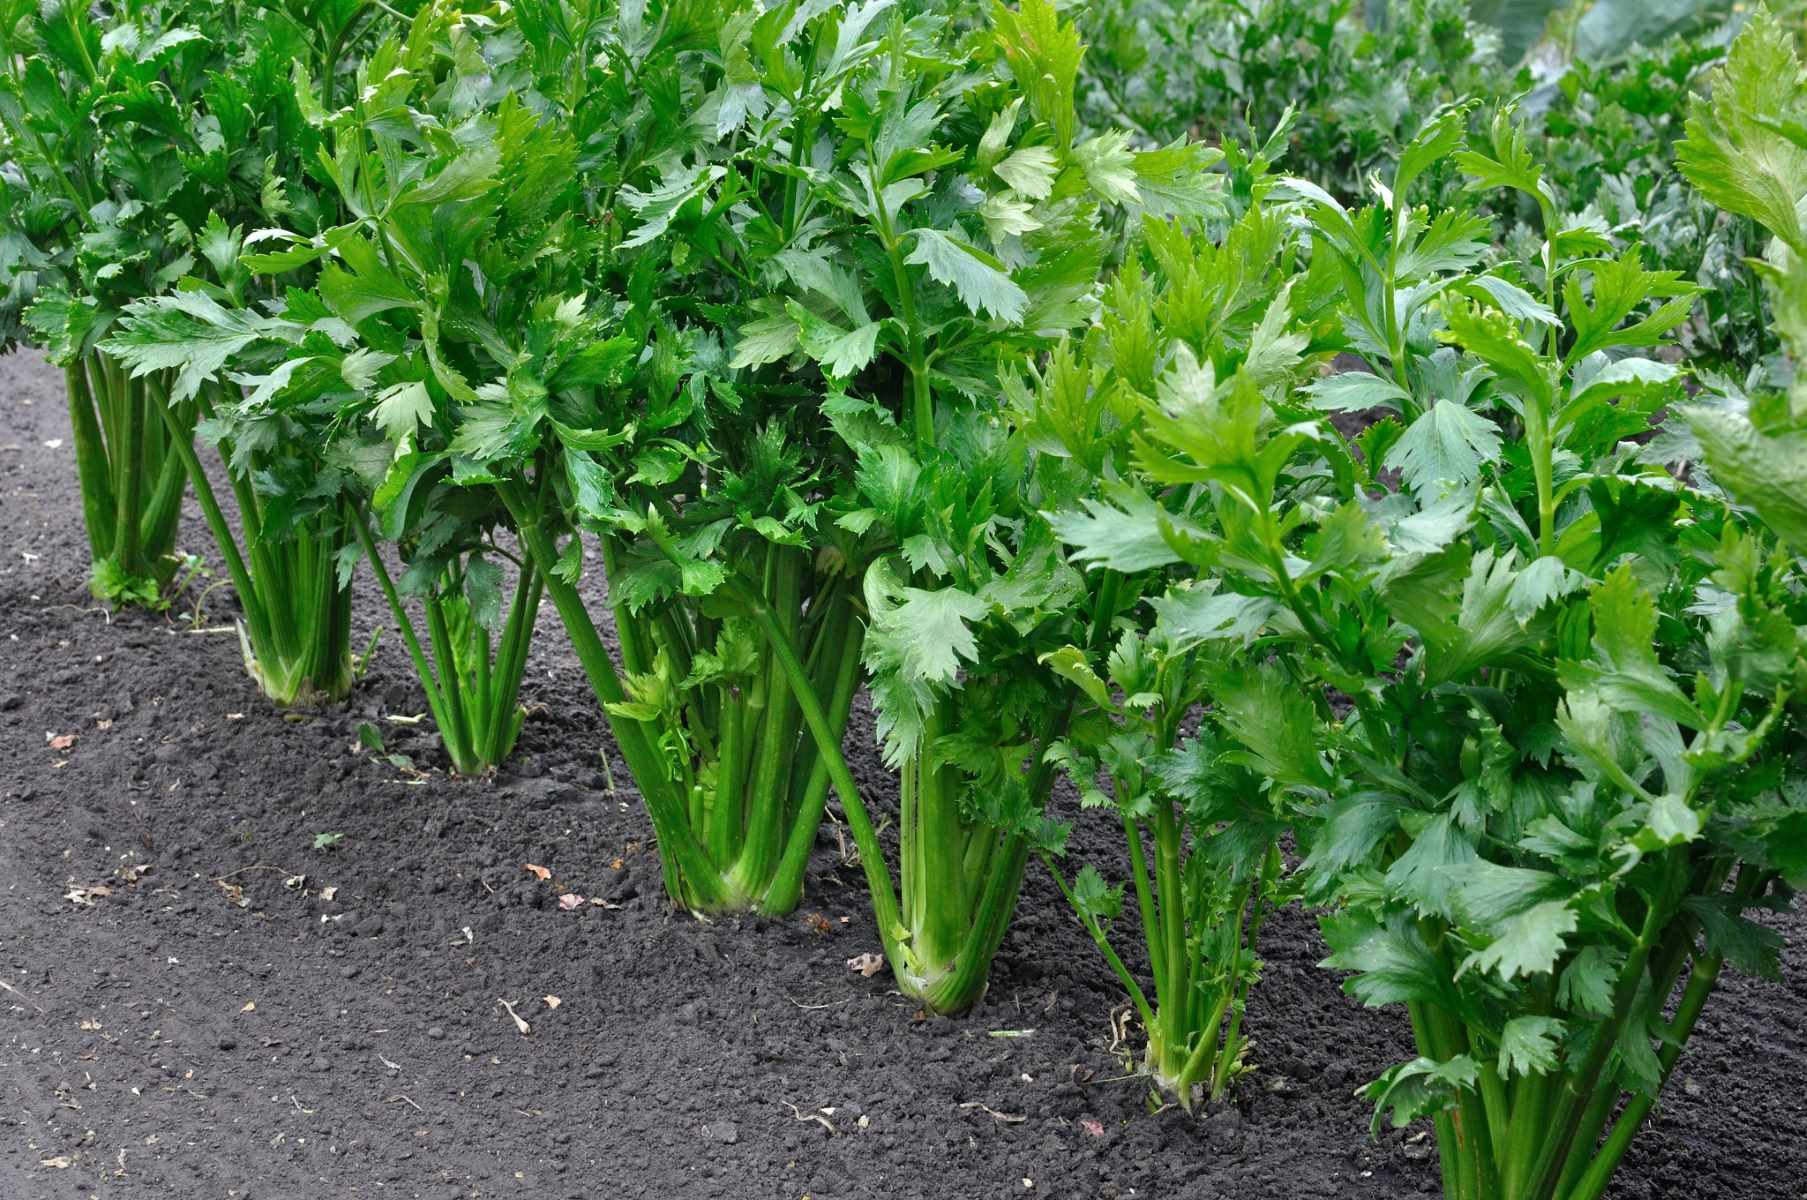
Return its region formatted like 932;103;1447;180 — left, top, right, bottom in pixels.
353;513;543;773
153;379;354;705
66;354;191;606
498;475;870;914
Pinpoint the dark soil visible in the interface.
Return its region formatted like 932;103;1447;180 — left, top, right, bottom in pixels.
1;348;1803;1200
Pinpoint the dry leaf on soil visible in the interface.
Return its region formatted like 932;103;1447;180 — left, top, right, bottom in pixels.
846;952;884;978
496;998;531;1036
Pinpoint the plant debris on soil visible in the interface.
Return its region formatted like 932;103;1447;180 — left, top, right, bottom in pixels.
3;347;1804;1198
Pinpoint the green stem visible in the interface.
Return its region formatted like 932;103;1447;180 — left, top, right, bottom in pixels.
486;564;542;764
1503;1070;1553;1199
913;700;970;975
599;535;650;678
1124;812;1165;990
1153;799;1188;1078
426;593;473;759
868;154;932;448
154;386;272;653
1209;845;1280;1099
1409;1001;1465;1200
1477;1061;1510;1174
497;476;723;907
736;547;800;891
730;579;906;974
110;365;146;578
1553;864;1761;1200
353;514;461;765
1426;991;1497;1197
1042;850;1156;1032
473;610;498;762
900;745;919;927
762;614;864;915
1523;853;1684;1200
64;361;115;561
136;406;189;559
1173;991;1234;1109
1561;953;1723;1200
1528;393;1556;556
712;678;746;869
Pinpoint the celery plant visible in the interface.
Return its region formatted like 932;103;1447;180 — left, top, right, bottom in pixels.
682;0;1222;1006
498;0;894;912
1050;96;1805;1197
1036;148;1311;1105
105;224;363;704
0;0;202;604
1040;634;1284;1109
91;2;400;700
100;5;561;733
0;0;384;608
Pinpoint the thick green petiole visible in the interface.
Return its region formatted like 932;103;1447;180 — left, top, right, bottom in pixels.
66;355;191;606
499;475;723;907
355;510;542;773
1397;856;1764;1200
151;379;353;704
502;478;874;913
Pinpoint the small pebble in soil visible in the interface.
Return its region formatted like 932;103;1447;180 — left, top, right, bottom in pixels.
426;1025;446;1041
702;1121;738;1145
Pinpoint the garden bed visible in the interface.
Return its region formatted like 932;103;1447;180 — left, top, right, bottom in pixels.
2;346;1802;1199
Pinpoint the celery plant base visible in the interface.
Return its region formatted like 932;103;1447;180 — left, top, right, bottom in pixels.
236;620;356;707
64;359;191;610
